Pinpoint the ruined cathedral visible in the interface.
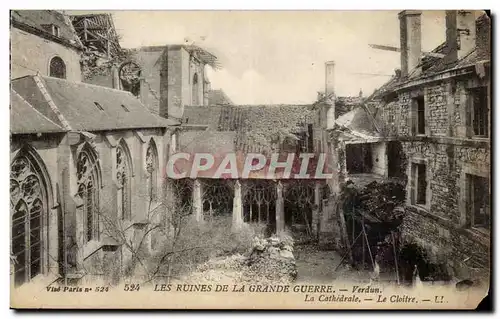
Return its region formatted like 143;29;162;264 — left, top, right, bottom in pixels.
10;10;490;287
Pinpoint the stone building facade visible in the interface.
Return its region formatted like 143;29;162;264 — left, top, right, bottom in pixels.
10;11;178;288
330;10;491;281
10;10;84;82
85;44;216;119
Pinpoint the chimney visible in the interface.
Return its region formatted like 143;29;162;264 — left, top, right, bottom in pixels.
476;13;491;60
325;61;335;97
446;10;476;63
324;61;335;129
398;10;422;77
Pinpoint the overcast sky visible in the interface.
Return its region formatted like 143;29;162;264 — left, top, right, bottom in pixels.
79;11;451;104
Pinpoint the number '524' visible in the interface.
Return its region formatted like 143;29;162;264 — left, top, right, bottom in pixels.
124;284;140;291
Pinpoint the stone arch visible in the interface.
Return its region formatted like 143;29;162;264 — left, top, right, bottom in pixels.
398;242;452;285
76;142;101;242
48;56;66;79
118;61;142;97
10;145;53;286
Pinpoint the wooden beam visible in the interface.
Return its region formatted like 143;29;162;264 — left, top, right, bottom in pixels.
369;44;401;52
423;52;446;59
369;43;446;59
83;19;88;41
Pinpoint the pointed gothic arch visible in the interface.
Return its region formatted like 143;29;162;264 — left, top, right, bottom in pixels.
76;143;101;243
116;139;133;220
10;145;53;286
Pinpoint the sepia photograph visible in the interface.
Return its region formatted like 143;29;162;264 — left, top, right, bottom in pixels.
8;8;491;310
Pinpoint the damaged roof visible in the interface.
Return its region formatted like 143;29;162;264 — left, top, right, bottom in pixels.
335;106;382;142
371;13;490;98
11;75;179;132
11;10;83;50
10;88;66;134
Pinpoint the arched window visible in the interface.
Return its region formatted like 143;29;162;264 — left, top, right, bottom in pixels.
146;139;159;203
116;141;132;220
192;73;199;105
77;147;100;243
10;150;48;286
49;56;66;79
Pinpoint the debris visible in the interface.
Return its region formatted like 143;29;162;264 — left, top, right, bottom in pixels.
183;234;297;285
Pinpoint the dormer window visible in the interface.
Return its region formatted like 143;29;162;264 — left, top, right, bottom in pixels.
41;24;60;37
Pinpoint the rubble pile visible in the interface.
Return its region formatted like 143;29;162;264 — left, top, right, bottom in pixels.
182;235;297;285
343;180;406;224
245;235;298;284
341;180;406;270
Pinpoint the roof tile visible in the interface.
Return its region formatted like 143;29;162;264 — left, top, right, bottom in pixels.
11;75;178;132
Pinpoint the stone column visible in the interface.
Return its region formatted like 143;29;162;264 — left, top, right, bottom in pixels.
232;180;243;232
192;179;203;223
312;183;321;238
275;181;285;234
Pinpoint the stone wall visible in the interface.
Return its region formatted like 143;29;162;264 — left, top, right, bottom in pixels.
163;47;208;119
165;48;187;119
400;203;489;281
400;138;489;281
11;28;82;82
425;84;449;136
132;49;164;115
397;92;411;136
386;71;491;282
10;127;170;284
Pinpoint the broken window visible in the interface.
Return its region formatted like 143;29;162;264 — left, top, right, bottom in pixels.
467;174;490;230
410;163;427;206
49;56;66;79
470;87;489;137
119;62;141;97
346;144;373;174
410;95;425;135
